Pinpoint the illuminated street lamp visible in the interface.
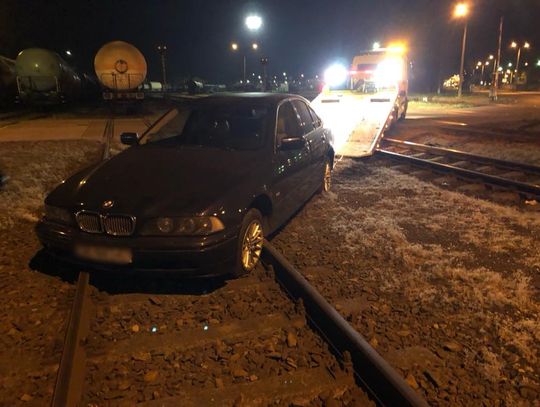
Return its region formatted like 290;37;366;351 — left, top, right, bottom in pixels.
231;42;261;82
480;60;490;83
453;2;470;97
511;41;531;83
245;15;263;31
373;42;381;51
157;44;168;90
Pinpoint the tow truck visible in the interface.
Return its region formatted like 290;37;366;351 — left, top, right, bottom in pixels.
311;44;408;157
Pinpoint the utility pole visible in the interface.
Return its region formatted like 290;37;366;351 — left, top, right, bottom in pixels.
491;16;503;100
458;22;468;97
157;45;168;91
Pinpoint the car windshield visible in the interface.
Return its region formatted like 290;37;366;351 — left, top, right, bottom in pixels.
143;103;269;150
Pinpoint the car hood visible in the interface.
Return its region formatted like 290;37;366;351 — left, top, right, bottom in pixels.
48;144;264;216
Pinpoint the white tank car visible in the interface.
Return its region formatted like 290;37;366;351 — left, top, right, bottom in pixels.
94;41;147;100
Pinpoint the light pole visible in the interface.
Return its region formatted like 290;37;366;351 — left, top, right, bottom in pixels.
454;3;469;98
511;41;530;84
481;61;490;84
231;42;259;83
157;45;167;91
491;16;504;100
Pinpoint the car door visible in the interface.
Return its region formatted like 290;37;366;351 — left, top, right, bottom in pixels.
270;100;311;227
291;99;326;195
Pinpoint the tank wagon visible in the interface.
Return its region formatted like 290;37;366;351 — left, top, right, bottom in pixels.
0;56;16;105
15;48;83;105
94;41;147;100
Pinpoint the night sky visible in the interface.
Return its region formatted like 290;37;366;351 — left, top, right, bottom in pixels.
2;0;540;91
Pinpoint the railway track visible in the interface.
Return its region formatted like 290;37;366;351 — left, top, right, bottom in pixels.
377;138;540;199
51;242;426;407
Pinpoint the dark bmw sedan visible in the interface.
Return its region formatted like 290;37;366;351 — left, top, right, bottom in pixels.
36;93;334;277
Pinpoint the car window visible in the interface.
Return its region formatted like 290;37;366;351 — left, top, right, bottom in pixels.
292;100;315;134
143;103;269;151
307;106;322;128
276;101;302;147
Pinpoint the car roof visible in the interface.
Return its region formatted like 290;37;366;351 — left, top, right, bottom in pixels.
175;92;308;108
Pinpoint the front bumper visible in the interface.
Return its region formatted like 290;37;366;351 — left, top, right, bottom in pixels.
35;220;238;276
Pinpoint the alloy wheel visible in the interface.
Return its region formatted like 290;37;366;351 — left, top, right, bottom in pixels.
241;220;263;271
323;162;332;192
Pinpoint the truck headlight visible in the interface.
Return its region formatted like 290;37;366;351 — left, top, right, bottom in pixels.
44;205;73;225
141;216;225;236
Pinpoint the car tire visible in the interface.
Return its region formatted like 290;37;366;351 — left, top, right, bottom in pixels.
233;208;264;277
318;159;332;193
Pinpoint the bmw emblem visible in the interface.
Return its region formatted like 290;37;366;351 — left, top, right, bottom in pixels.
102;200;114;209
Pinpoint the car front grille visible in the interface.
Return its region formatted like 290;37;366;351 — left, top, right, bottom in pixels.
103;215;135;236
76;211;135;236
76;212;103;233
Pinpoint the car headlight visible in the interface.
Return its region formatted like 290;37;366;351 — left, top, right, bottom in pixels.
140;216;225;236
44;205;73;225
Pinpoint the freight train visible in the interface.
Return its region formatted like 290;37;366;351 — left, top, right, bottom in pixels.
94;41;147;100
14;48;87;105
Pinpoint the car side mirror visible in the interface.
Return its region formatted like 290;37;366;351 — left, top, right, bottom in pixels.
279;137;306;151
120;132;139;146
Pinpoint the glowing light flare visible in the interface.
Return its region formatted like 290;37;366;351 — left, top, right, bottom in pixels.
511;41;518;48
386;42;407;55
245;15;262;31
373;42;381;50
374;57;404;88
231;42;238;51
252;43;258;50
454;3;469;18
323;63;348;87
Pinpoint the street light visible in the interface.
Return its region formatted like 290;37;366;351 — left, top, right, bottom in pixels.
373;42;381;50
245;15;262;31
231;42;260;82
453;2;470;97
157;44;168;90
511;41;531;83
454;2;469;17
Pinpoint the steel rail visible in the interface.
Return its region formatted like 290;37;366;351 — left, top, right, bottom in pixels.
262;240;428;407
383;138;540;175
51;271;91;407
377;144;540;198
52;243;427;407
